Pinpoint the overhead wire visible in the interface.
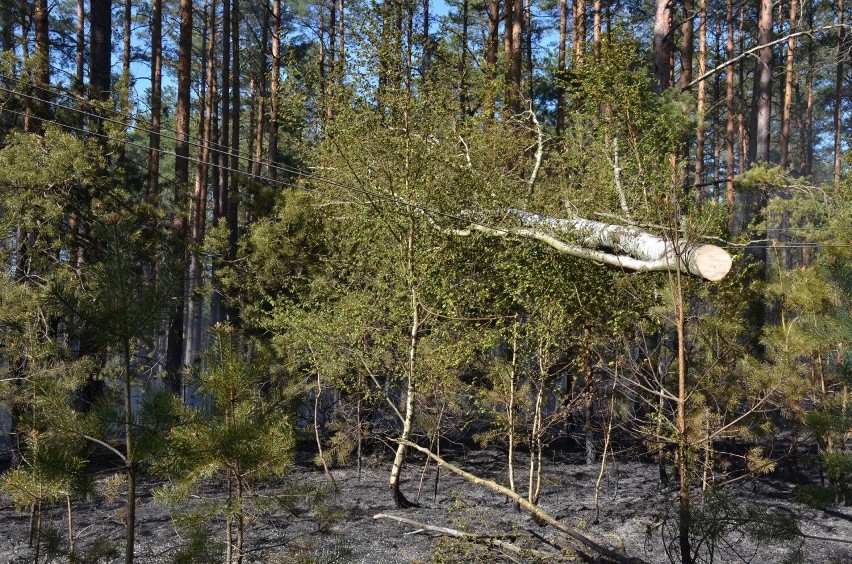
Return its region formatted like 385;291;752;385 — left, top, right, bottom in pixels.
0;79;521;238
0;71;336;186
1;75;850;251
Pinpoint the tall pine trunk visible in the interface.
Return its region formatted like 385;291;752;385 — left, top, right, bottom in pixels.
32;0;48;131
227;0;241;323
747;0;772;165
833;0;845;185
185;0;216;370
556;0;567;134
212;0;232;326
725;0;735;207
148;0;163;202
780;0;798;171
122;0;131;80
693;0;706;194
268;0;281;180
652;0;671;93
166;0;193;396
74;0;83;87
573;0;585;63
460;0;468;116
89;0;111;100
592;0;601;62
679;0;694;89
327;0;336;119
803;2;814;175
487;0;499;69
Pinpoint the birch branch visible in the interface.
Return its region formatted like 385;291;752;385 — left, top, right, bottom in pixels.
608;138;633;222
525;106;545;202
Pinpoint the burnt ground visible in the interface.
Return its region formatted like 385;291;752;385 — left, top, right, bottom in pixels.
1;444;851;563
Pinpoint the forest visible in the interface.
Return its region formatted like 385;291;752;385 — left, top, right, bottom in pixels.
0;0;851;562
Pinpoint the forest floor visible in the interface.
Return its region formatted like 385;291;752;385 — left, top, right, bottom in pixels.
1;443;851;563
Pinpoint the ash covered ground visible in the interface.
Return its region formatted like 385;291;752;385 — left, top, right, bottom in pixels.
1;445;851;563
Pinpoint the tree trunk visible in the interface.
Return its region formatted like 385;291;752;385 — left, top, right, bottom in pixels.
679;0;694;90
592;0;601;62
122;0;131;79
148;0;163;202
780;0;798;170
32;0;48;131
2;1;15;55
747;0;772;165
252;8;268;179
338;0;345;87
268;0;281;180
389;285;420;509
508;0;522;113
460;0;468;116
503;0;513;107
89;0;111;100
212;0;231;327
556;0;567;134
803;1;814;176
72;0;83;88
525;0;532;103
166;0;193;396
693;0;706;194
725;0;735;207
185;0;216;370
487;0;499;68
833;0;844;185
444;209;732;280
737;8;747;168
573;0;585;64
227;0;240;323
652;0;672;93
327;0;336;119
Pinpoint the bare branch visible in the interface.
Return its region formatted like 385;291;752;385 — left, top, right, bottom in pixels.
684;26;840;90
399;439;648;564
373;513;568;560
524;105;544;202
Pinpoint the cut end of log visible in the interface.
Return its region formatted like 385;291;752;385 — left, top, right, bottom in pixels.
694;244;733;281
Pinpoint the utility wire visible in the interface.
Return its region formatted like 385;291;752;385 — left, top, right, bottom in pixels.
2;79;850;251
7;74;852;237
0;91;517;238
0;72;331;185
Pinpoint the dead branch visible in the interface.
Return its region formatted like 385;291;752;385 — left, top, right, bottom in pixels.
374;513;571;560
399;440;648;564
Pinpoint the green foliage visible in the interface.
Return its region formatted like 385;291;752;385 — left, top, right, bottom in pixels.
1;428;84;510
651;490;804;564
50;214;175;355
154;324;296;551
171;523;224;564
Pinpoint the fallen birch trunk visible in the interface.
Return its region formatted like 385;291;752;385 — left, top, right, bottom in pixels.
438;209;732;281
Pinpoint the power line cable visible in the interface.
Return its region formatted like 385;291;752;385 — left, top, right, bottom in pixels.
0;94;517;237
0;72;323;184
3;79;851;251
8;73;852;236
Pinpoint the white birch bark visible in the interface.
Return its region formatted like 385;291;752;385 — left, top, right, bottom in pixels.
438;209;732;281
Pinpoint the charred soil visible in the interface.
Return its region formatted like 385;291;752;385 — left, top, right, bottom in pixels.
0;444;851;563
